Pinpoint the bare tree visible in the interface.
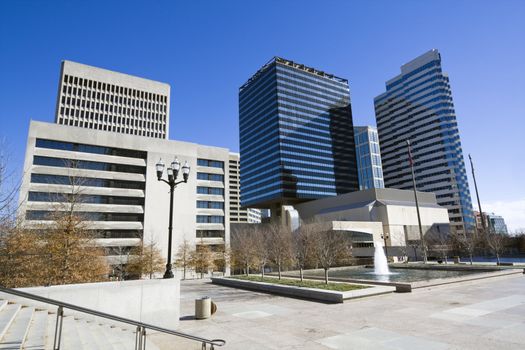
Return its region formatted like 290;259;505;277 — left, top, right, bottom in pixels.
292;220;318;281
42;211;109;285
455;232;478;265
0;223;46;288
486;233;507;265
267;222;292;280
252;225;271;279
174;239;193;280
214;243;231;276
127;239;165;279
190;244;216;278
313;229;350;284
231;225;257;275
0;139;22;222
425;228;452;264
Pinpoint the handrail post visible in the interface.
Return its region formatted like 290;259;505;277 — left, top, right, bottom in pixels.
135;326;142;350
53;306;64;350
142;327;147;350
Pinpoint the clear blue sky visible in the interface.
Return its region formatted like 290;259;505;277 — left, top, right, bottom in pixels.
1;0;524;230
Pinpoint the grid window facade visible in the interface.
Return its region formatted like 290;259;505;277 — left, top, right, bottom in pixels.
374;50;474;233
55;62;169;139
239;57;359;208
27;137;147;241
228;153;261;223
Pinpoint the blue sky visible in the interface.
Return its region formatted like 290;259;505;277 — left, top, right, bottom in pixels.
1;0;524;230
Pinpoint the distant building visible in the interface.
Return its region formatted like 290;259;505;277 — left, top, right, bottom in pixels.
474;211;488;231
239;57;359;214
474;211;508;234
228;153;261;223
487;213;508;234
354;126;384;190
55;60;170;139
374;49;474;234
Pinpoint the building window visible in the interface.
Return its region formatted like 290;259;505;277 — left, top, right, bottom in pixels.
196;187;224;196
197;159;224;169
197;173;224;182
196;215;224;224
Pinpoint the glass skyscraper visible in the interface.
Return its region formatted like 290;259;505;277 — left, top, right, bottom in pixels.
239;57;358;209
374;49;474;233
354;126;384;190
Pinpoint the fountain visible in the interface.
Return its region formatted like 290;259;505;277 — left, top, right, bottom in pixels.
374;241;391;275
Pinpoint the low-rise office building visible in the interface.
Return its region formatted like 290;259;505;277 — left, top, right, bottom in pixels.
19;121;230;270
281;188;450;259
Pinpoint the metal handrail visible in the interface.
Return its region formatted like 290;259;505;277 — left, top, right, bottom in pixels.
0;286;226;349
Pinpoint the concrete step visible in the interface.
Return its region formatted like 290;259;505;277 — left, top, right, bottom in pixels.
60;316;84;350
76;319;108;350
99;325;132;350
44;311;56;350
0;304;21;342
23;310;48;350
86;321;112;350
0;306;34;350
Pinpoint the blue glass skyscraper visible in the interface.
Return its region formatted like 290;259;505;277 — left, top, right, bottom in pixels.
374;49;474;233
354;126;384;190
239;57;358;209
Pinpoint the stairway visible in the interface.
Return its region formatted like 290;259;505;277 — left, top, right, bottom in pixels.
0;298;160;350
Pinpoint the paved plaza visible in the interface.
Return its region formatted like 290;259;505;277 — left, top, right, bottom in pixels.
151;274;525;349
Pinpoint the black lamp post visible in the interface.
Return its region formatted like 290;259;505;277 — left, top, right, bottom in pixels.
381;233;389;260
156;158;190;279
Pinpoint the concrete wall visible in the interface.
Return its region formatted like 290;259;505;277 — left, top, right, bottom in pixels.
7;278;180;329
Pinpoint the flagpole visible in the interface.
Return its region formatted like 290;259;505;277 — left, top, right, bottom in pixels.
407;139;427;263
469;154;486;233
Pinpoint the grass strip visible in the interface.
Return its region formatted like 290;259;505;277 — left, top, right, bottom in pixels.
229;275;368;292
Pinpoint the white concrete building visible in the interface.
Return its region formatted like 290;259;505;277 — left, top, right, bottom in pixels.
228;153;261;224
19;121;230;269
55;61;170;139
283;188;450;259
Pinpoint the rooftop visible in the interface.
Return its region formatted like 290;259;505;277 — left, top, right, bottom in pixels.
239;56;348;92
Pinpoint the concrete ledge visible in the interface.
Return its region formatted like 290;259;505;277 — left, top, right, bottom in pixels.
211;277;395;303
279;267;524;293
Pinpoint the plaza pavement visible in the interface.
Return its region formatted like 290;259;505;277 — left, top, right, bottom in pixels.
150;274;525;349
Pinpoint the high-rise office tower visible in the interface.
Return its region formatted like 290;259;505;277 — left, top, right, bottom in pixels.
239;57;359;211
354;126;384;190
374;49;474;233
55;61;170;139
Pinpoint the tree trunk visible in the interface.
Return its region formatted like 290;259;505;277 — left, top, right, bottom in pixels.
469;254;473;265
183;265;186;280
496;253;500;265
261;264;265;279
246;262;249;276
299;267;303;282
324;268;329;284
278;262;282;280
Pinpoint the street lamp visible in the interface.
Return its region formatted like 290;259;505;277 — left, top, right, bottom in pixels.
156;157;190;278
381;233;389;260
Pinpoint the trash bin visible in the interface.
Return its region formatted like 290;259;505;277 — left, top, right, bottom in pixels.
195;297;211;319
